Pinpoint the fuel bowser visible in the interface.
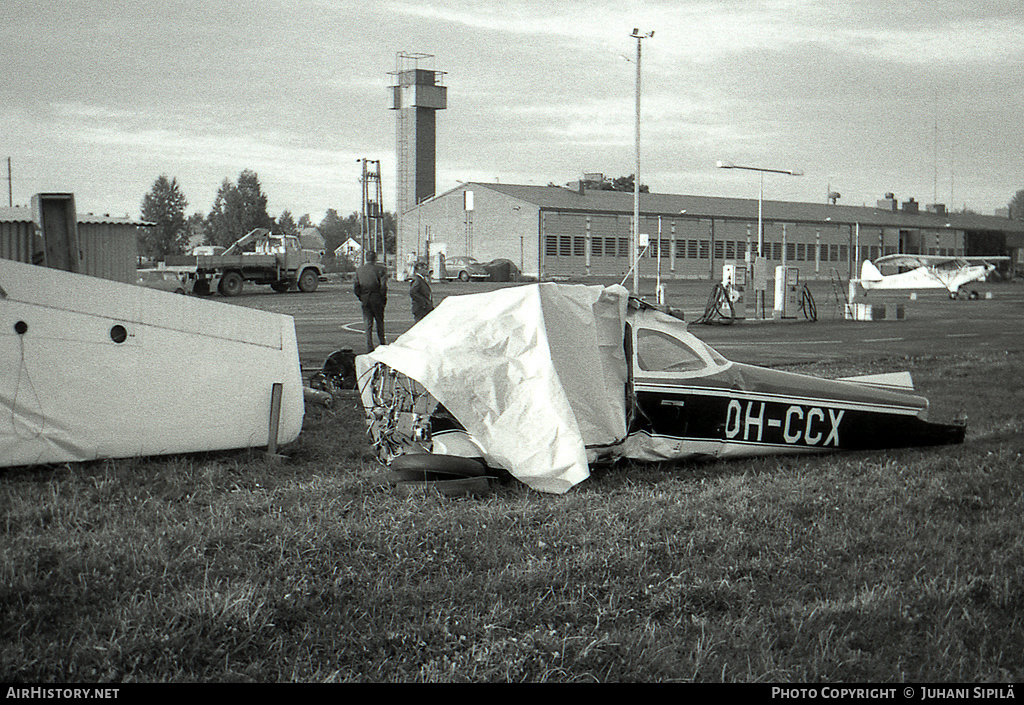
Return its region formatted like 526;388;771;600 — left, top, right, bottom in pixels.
774;266;800;319
722;261;748;320
752;256;768;319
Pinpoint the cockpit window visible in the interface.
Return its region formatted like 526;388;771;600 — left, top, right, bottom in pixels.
636;328;706;373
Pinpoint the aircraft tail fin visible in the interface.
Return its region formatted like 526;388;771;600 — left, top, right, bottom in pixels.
840;371;915;390
860;259;884;283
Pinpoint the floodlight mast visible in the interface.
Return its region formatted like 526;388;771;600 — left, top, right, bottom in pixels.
716;161;803;257
631;28;653;294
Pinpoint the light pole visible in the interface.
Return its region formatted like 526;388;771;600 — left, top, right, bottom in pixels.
716;161;803;257
631;28;653;294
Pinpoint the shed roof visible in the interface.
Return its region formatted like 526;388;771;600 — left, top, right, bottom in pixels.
459;182;1024;234
0;206;152;226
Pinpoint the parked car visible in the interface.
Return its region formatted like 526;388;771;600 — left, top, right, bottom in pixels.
137;269;187;295
444;256;489;282
483;258;521;282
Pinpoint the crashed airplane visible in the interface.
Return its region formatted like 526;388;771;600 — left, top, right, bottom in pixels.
1;257;304;467
357;283;965;494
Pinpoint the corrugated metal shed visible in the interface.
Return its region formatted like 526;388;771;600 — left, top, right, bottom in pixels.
0;205;152;283
0;208;38;265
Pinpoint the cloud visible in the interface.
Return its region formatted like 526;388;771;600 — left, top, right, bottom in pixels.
3;0;1022;220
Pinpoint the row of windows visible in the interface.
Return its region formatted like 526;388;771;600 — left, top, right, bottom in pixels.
545;236;963;262
544;235;876;263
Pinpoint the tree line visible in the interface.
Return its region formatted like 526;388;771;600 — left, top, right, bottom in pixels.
139;169;395;265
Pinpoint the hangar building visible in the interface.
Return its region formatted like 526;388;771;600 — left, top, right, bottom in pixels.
399;177;1024;282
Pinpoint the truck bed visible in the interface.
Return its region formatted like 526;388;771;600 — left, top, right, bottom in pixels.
165;254;281;270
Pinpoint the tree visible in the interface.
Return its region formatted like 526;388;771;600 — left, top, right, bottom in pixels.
186;212;209;250
1009;189;1024;220
318;209;359;257
277;210;298;237
207;169;274;247
140;175;189;259
603;174;649;193
382;211;397;254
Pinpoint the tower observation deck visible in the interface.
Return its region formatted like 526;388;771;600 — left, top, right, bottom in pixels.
390;52;447;268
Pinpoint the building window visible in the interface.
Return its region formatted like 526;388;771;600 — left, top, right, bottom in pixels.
558;235;571;257
725;240;735;259
796;243;806;261
675;240;687;258
592;237;603;257
839;245;848;262
773;242;783;260
545;235;558;257
688;239;698;259
618;238;629;258
573;237;585;257
605;237;617;257
714;241;724;260
786;242;796;261
699;240;709;259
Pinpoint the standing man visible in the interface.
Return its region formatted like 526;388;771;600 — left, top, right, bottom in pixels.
354;250;387;351
409;261;434;323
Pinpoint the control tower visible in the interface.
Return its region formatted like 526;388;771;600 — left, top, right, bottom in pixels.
390;52;447;266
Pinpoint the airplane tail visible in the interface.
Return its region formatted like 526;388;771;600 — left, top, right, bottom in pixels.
860;259;884;285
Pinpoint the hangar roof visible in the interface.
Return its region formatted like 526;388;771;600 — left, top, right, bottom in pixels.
462;182;1024;234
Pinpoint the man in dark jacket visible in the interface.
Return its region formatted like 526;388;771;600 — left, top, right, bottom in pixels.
409;261;434;323
354;250;387;351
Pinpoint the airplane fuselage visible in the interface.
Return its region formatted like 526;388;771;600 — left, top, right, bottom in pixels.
860;262;993;294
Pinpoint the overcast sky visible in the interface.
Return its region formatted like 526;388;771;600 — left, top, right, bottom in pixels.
3;0;1022;223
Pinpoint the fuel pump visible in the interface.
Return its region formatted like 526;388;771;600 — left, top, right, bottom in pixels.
722;261;748;320
774;266;800;319
752;256;768;319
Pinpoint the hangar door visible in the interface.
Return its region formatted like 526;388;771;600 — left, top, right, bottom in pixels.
541;211;632;278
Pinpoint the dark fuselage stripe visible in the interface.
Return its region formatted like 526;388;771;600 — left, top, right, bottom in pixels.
633;383;922;415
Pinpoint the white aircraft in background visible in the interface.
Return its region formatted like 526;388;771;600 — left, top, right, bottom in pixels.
859;253;1010;298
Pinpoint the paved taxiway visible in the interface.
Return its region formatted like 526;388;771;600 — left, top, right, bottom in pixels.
223;277;1024;378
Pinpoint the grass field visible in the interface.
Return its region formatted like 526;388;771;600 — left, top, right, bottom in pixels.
2;342;1022;682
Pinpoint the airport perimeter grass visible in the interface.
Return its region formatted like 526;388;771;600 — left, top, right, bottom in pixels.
2;350;1022;683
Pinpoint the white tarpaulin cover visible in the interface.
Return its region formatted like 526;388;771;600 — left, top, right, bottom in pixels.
359;283;629;493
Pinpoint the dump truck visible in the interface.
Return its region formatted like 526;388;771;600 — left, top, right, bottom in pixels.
165;228;325;296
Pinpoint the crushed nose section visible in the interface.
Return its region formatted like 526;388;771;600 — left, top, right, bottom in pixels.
359;362;438;464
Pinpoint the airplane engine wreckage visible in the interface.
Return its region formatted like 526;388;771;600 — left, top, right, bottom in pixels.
357;283;965;495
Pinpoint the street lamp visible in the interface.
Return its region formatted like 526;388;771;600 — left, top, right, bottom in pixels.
716;161;803;257
631;28;653;294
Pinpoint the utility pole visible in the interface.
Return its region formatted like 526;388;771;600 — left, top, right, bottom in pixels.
359;158;384;265
631;28;653;295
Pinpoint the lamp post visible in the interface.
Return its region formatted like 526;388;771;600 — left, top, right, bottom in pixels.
716;161;803;257
631;28;653;294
